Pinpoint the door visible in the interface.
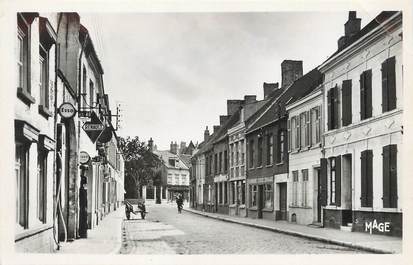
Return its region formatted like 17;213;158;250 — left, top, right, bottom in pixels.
316;169;321;222
214;183;218;212
258;185;264;219
279;183;287;220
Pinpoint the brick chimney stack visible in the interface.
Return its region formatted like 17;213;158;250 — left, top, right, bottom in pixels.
244;95;257;105
148;137;154;152
204;126;210;142
219;115;230;126
213;125;220;134
227;99;244;116
263;82;279;99
170;141;178;154
338;11;361;50
281;60;303;88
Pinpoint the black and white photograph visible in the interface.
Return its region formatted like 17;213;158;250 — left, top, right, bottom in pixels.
0;1;412;265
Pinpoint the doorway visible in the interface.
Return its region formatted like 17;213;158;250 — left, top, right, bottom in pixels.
258;185;264;219
316;168;321;222
279;183;287;220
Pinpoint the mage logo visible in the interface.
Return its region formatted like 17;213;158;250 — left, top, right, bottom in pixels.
365;219;391;234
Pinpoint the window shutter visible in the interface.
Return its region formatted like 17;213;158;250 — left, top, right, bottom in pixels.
335;155;341;207
381;59;389;112
333;85;339;129
389;144;398;208
306;111;310;147
297;115;301;148
365;70;373;118
366;150;373;207
387;57;397;111
327;89;332;130
287;119;291;152
360;73;366;120
360;150;367;207
382;145;390;208
342;80;352;126
320;158;328;206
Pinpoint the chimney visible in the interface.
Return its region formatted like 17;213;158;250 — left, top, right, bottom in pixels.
244;95;257;105
170;141;178;154
281;60;303;88
338;11;361;50
213;125;220;134
263;82;279;99
179;141;187;154
204;126;210;142
227;99;244;116
219;115;230;126
148;137;154;152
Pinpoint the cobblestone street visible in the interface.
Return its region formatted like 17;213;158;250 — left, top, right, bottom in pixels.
119;204;367;254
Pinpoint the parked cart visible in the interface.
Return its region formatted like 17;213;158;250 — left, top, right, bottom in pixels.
124;199;147;220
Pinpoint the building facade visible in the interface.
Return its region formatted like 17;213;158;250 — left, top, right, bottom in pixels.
15;12;124;252
286;87;323;225
319;11;403;236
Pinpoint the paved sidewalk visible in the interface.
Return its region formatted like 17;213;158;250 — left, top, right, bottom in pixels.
57;206;124;254
184;207;402;254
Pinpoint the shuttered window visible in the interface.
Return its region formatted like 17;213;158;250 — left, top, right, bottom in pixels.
320;158;328;206
360;150;373;207
360;70;373;120
383;145;398;208
342;80;352;126
287;119;291;152
327;86;339;130
300;113;306;148
382;57;397;112
305;111;310;147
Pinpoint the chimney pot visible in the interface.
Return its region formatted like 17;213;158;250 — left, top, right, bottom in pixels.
227;99;244;116
244;95;257;104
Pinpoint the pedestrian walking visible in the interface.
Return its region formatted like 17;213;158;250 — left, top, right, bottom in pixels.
176;194;183;213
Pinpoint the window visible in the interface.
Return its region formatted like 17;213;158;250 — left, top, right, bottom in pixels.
241;181;246;204
169;159;175;167
295;116;300;148
300;113;306;148
311;106;321;144
231;182;236;204
224;150;228;172
224;182;228;204
205;156;209;175
250;185;257;207
208;185;211;202
235;142;239;166
249;140;254;168
17;14;30;93
39;45;49;109
382;57;397;112
292;171;298;206
219;152;222;173
330;157;336;205
82;66;87;110
230;144;234;166
214;154;218;174
342;80;352;126
37;149;48;223
175;174;179;185
383;145;397;208
264;184;273;209
276;130;285;163
16;143;29;228
219;182;223;204
266;133;273;165
181;174;187;184
167;174;172;184
360;70;373;120
302;169;308;207
257;137;263;167
89;80;94;108
240;140;245;164
327;86;339;130
361;150;373;207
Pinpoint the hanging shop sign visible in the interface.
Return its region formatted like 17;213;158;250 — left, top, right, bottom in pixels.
79;151;90;164
82;112;104;143
58;102;76;119
91;156;101;163
97;126;113;143
79;110;91;118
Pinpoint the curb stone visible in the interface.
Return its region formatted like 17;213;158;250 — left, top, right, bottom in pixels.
183;208;394;254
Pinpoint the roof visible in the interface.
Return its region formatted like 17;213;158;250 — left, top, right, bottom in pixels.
79;24;104;75
178;154;192;168
285;84;322;108
324;11;399;65
246;68;323;134
213;110;241;143
153;150;189;170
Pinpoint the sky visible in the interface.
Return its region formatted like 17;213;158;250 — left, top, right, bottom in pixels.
80;11;376;150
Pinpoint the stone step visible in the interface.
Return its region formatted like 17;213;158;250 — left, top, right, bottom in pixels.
340;225;352;232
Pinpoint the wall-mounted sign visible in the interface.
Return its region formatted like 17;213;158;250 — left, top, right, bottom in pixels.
79;151;90;164
79;110;91;118
58;102;76;119
82;112;104;143
91;156;101;163
97;126;113;143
